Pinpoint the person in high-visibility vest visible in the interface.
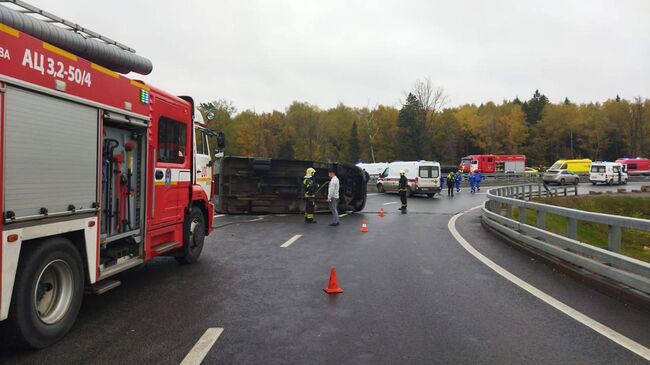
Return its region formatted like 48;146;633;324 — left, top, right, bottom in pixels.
303;167;318;223
447;171;456;197
398;170;408;213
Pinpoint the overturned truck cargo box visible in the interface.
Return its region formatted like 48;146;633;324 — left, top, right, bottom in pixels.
215;156;367;214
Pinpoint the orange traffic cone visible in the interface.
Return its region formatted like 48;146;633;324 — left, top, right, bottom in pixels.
323;267;343;294
360;221;368;233
379;208;385;217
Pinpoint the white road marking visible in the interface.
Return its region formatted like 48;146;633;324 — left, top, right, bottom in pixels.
383;202;398;205
250;217;264;222
214;214;225;218
281;234;303;248
339;213;349;217
448;206;650;361
180;327;224;365
367;193;382;196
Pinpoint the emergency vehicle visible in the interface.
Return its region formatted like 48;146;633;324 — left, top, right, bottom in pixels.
615;157;650;176
549;159;592;175
589;162;628;185
459;154;526;174
377;161;441;197
356;162;388;179
0;1;223;348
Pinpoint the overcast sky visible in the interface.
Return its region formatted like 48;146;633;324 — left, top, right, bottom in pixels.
25;0;650;112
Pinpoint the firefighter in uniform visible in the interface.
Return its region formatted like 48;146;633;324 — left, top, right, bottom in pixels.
303;167;318;223
398;170;408;213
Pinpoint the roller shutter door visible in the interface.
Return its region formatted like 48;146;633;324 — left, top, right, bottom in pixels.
4;86;98;221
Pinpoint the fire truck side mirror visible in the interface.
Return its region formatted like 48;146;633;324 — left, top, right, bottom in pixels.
215;132;226;151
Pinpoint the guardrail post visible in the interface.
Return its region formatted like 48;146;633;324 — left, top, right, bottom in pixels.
574;186;578;196
567;218;578;239
608;225;621;253
506;204;513;219
536;211;546;229
563;187;568;196
519;207;527;224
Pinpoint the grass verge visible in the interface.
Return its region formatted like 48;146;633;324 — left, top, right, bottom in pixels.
511;194;650;263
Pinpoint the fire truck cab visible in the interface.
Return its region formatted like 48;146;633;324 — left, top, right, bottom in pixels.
0;2;223;348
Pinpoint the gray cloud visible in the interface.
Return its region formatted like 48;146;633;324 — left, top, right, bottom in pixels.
27;0;650;111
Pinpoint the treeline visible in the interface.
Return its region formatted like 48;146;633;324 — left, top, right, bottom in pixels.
199;79;650;167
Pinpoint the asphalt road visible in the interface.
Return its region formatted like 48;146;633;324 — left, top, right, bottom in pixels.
1;183;649;364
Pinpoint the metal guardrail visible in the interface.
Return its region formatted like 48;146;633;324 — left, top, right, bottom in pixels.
482;184;650;295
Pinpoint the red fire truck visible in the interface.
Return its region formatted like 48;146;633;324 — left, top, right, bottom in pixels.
615;157;650;176
0;2;223;348
459;154;526;174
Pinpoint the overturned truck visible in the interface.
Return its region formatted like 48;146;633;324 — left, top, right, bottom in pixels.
215;156;367;214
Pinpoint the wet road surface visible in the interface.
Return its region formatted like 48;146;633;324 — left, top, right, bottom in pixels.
1;183;649;364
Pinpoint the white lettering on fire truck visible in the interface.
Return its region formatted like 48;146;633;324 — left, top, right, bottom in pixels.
0;46;10;60
22;48;92;87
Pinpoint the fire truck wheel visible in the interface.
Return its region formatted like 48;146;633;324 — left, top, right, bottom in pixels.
176;208;205;264
8;237;84;349
377;183;385;193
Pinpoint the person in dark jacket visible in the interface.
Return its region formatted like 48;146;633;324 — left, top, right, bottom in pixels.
447;171;456;197
303;167;317;223
398;170;408;213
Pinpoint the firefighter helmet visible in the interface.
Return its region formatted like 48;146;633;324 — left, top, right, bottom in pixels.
400;169;406;175
306;167;316;177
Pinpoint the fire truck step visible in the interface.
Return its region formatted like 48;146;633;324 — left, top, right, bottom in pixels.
87;279;121;295
152;241;180;254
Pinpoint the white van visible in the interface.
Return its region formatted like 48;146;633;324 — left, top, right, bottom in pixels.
356;162;389;179
377;161;441;197
589;162;628;185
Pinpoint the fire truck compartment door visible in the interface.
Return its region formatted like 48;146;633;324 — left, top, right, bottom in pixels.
4;86;98;220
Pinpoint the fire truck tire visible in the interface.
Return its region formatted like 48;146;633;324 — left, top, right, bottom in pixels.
176;208;205;264
7;237;84;349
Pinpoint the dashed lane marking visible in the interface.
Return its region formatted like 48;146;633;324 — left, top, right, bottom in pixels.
214;214;226;218
280;234;303;248
383;202;398;205
367;193;382;196
180;327;224;365
448;206;650;362
339;213;349;217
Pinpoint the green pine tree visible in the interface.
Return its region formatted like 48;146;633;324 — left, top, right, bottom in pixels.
396;93;424;160
522;89;549;125
347;121;360;163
